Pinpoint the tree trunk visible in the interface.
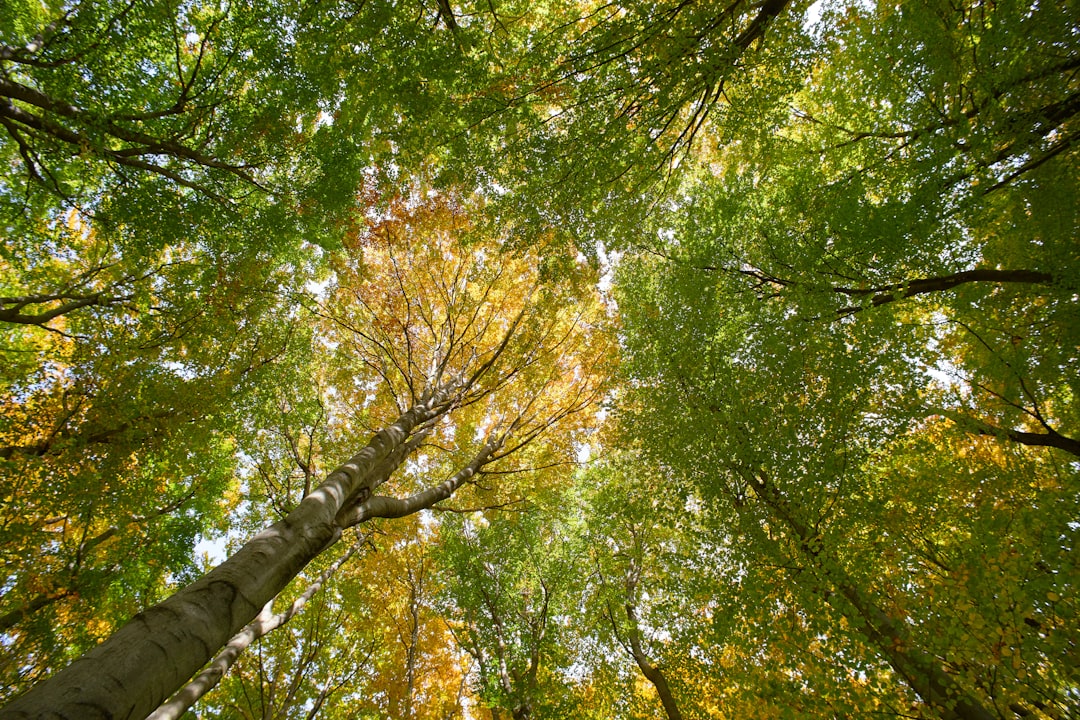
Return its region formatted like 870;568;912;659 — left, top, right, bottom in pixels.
746;475;997;720
0;392;449;720
3;508;340;720
146;537;367;720
625;603;683;720
403;560;424;720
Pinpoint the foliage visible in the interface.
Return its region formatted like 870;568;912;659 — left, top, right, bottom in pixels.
1;0;1077;718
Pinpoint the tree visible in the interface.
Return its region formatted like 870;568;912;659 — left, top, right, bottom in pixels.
0;188;612;719
615;237;1079;717
149;529;375;720
605;5;1079;715
437;495;586;720
583;462;689;720
0;217;307;699
608;4;1080;710
3;0;1078;717
1;0;363;693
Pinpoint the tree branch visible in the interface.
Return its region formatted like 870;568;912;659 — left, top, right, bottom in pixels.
337;436;502;527
947;414;1080;458
834;269;1054;317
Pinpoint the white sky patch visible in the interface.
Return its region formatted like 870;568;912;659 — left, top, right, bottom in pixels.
917;311;969;395
419;508;439;531
805;0;875;33
595;239;621;296
804;0;825;31
305;277;333;298
162;361;198;380
194;534;229;567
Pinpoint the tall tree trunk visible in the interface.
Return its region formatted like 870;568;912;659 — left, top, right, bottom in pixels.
625;601;683;720
146;536;367;720
0;390;453;720
403;559;425;720
745;474;997;720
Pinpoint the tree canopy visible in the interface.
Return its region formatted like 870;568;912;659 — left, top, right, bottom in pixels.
1;0;1077;718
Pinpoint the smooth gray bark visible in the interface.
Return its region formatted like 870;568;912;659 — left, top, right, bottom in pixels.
0;389;453;720
146;537;367;720
336;438;499;527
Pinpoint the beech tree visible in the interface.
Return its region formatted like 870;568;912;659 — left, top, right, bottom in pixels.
0;186;612;718
0;219;308;698
437;507;571;720
581;460;694;720
610;2;1078;716
3;0;1078;718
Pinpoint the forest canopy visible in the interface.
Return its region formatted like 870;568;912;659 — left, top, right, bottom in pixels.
1;0;1077;718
